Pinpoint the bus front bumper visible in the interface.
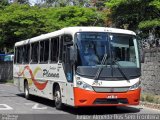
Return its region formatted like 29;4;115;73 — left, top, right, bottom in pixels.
74;87;141;107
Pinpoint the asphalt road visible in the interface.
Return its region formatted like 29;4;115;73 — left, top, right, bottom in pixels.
0;83;160;120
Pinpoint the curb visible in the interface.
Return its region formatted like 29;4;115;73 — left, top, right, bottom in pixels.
140;101;160;110
0;82;13;85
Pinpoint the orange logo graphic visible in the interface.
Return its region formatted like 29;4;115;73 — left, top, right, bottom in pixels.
17;66;48;90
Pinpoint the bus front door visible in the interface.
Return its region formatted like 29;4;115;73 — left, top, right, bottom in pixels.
66;82;74;106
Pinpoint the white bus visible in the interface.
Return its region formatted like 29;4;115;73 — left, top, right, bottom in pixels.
14;27;141;109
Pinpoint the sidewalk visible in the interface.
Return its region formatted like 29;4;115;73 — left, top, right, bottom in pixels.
140;101;160;110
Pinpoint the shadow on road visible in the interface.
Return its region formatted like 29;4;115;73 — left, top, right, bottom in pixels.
17;93;55;107
17;93;141;115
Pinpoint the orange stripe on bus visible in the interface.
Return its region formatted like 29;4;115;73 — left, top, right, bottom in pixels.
17;66;48;90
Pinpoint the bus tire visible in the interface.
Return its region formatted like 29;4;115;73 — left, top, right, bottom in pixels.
54;85;63;110
24;81;30;100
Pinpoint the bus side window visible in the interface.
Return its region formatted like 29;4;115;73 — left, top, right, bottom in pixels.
17;46;23;64
23;44;30;64
59;36;64;62
40;40;49;63
31;42;39;63
51;37;59;63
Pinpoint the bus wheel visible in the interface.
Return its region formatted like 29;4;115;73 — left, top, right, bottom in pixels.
24;81;30;100
54;85;63;110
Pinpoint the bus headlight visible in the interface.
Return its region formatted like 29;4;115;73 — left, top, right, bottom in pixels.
129;80;141;90
76;80;93;91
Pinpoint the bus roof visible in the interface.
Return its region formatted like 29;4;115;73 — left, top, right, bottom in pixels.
15;27;136;47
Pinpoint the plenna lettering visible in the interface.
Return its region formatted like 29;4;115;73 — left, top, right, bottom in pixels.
43;69;59;78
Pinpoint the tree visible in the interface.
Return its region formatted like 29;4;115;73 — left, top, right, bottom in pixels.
13;0;29;4
0;4;47;48
0;4;105;49
42;0;93;7
105;0;160;38
42;6;104;30
90;0;108;10
0;0;9;47
43;0;74;7
0;0;9;8
138;0;160;30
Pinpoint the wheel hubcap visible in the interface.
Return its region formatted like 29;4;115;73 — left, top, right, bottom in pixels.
55;91;60;103
25;86;28;96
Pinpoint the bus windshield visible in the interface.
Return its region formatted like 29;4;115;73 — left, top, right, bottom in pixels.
110;33;140;68
76;32;140;68
76;32;109;66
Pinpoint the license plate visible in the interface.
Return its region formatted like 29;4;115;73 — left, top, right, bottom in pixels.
107;95;118;99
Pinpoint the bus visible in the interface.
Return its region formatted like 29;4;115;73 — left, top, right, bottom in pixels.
13;27;141;109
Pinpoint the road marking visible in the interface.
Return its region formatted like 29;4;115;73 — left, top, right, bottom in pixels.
0;104;13;110
32;103;47;110
25;103;47;110
24;103;33;105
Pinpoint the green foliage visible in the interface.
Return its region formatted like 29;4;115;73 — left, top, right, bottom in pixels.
105;0;127;8
0;0;9;9
141;95;145;101
0;4;104;48
52;6;103;26
44;0;88;7
13;0;29;4
149;0;160;10
105;0;160;32
0;0;8;5
141;93;160;104
0;4;48;48
139;19;160;29
146;94;154;102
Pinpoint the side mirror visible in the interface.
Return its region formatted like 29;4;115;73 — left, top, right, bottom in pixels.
64;35;73;46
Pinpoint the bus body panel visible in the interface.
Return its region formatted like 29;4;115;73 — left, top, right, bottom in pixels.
73;76;141;106
74;87;141;106
75;76;140;88
13;63;74;106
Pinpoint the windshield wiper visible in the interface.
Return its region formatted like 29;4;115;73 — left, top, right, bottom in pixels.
112;60;129;80
94;53;108;80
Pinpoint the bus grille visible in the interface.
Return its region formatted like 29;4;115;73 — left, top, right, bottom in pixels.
93;87;129;93
93;98;128;104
